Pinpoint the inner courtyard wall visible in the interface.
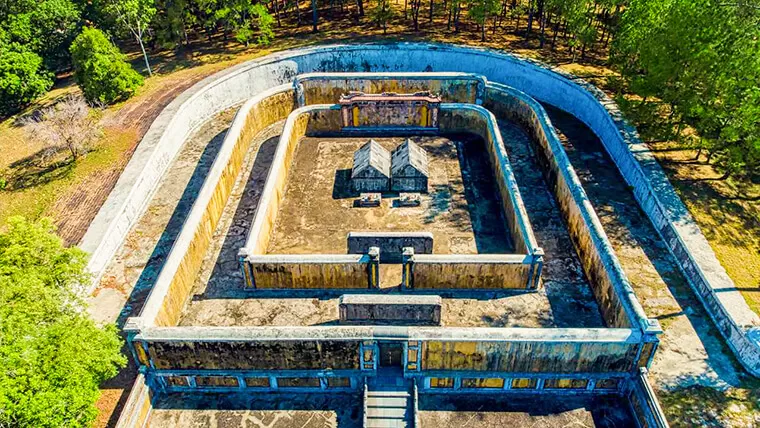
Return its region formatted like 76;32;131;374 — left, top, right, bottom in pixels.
139;86;296;327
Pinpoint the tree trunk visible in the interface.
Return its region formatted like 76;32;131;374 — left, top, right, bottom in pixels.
526;0;534;36
357;0;364;16
136;33;152;77
312;0;318;32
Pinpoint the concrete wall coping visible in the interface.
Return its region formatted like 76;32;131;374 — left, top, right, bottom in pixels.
412;254;530;264
137;325;642;343
247;254;370;263
347;231;434;239
339;294;442;305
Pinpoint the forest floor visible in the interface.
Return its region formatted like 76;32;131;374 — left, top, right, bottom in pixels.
0;4;757;427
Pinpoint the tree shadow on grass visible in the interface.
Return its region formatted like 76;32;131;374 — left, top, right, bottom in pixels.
3;147;75;191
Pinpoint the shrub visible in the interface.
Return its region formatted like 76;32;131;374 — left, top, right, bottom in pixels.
69;27;143;104
0;48;54;116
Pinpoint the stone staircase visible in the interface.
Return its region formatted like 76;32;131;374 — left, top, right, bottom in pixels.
363;375;415;428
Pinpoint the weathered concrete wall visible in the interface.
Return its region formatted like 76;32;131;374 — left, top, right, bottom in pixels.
347;231;433;262
421;336;638;373
114;374;153;428
438;104;538;257
409;254;534;289
295;72;485;105
627;369;670;428
339;294;442;325
246;254;377;289
131;326;645;376
485;86;651;333
139;86;296;327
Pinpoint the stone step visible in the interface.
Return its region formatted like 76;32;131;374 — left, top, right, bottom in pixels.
366;396;408;408
367;390;410;397
365;419;409;428
366;407;407;418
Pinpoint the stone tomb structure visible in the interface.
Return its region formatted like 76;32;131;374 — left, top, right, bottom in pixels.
351;139;392;192
120;71;668;428
391;139;429;192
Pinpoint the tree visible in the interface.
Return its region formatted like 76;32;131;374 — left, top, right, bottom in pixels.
468;0;500;40
104;0;156;76
0;217;126;428
70;27;144;104
0;0;82;70
0;47;54;116
22;95;103;162
372;0;394;33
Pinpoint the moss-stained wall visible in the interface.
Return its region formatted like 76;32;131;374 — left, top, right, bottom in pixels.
299;75;481;105
144;88;296;327
412;255;532;289
146;340;361;370
421;340;638;373
438;106;537;256
249;256;372;289
484;85;646;329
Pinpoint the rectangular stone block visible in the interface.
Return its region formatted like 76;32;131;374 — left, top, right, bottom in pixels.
339;294;441;325
347;231;433;262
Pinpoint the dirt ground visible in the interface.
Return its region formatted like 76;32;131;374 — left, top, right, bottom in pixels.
418;394;635;428
267;135;513;255
147;392;363;428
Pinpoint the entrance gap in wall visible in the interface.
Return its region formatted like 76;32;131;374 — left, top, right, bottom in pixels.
379;264;403;288
378;341;404;374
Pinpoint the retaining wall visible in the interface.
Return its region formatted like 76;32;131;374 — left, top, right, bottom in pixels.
246;254;378;289
294;72;486;105
128;326;651;394
409;254;535;289
138;86;295;327
114;374;153;428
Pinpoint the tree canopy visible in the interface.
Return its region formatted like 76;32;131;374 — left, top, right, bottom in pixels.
0;217;126;428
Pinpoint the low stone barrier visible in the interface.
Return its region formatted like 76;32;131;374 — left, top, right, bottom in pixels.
127;325;652;394
339;294;442;325
405;254;536;290
246;254;379;289
347;231;433;262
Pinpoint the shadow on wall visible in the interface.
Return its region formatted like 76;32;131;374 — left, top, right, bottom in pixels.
196;136;280;300
116;127;230;328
